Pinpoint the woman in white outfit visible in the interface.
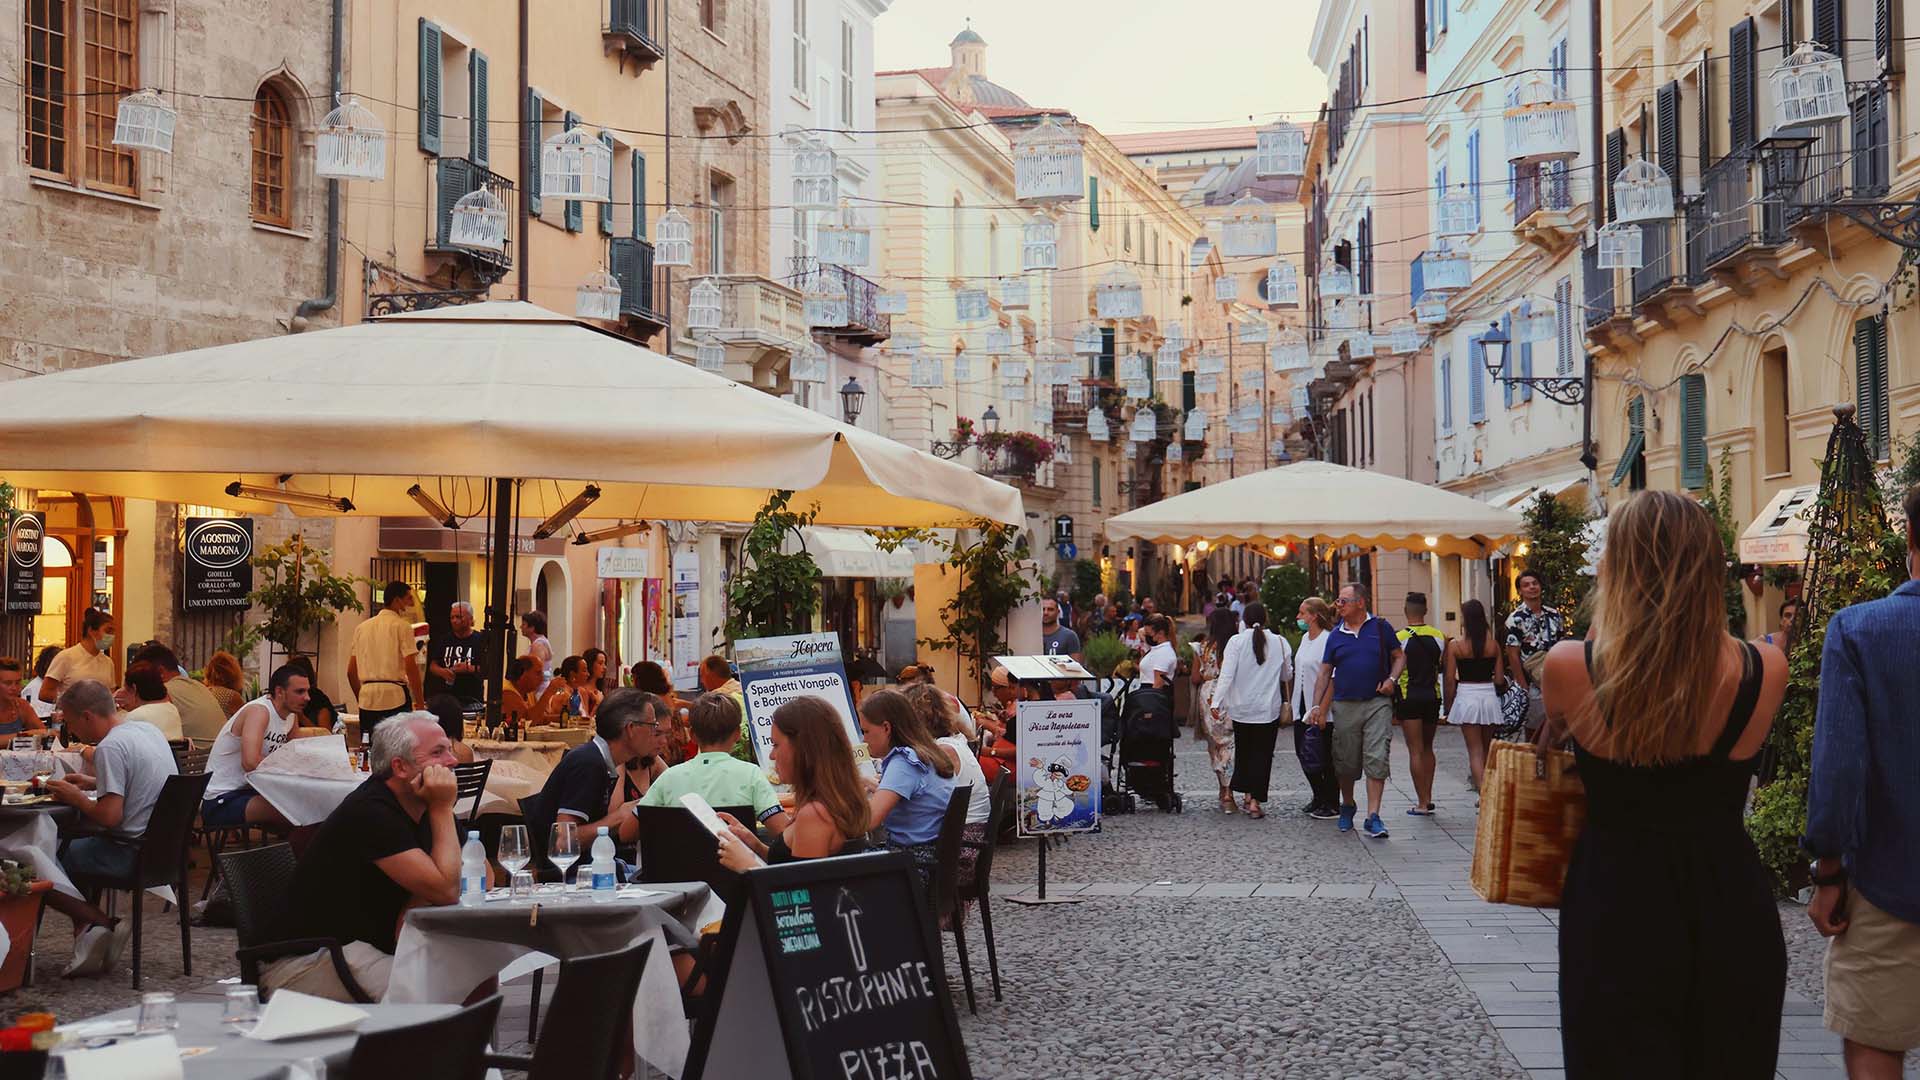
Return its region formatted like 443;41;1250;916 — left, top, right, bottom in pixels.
1292;597;1340;818
1443;599;1505;792
1208;602;1294;819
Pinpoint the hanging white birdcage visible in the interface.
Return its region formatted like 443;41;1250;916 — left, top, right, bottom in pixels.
1217;446;1236;462
1271;405;1295;426
687;278;724;333
1219;195;1278;258
1197;352;1226;376
315;96;385;180
1238;320;1269;345
1003;360;1031;384
1415;294;1450;324
574;270;622;321
1613;157;1675;223
1346;330;1376;356
1022;215;1059;272
909;356;943;389
1421;247;1472;292
1271;331;1311;372
983;326;1013;354
792;141;839;212
806;275;850;327
1195;373;1220;395
1131;410;1157;443
1167;441;1185;462
1213;275;1240;303
1318;265;1356;299
696;342;728;373
112;89;175;154
1290;386;1310;410
997;275;1030;311
818;205;871;268
952;352;975;383
1120;353;1148;382
1596;222;1645;269
1387;327;1425;354
1006;380;1029;402
1326;298;1359;332
1518;302;1557;343
1125;376;1152;400
1502;74;1580;164
654;209;694;267
447;187;508;253
542;127;613;203
1771;40;1850;130
875;290;909;315
1086;408;1111;442
1034;403;1054;426
955;288;991;323
1096;267;1145;319
889;328;923;355
1242;367;1266;391
1073;322;1104;356
1256;120;1307;178
1436;185;1478;237
791;341;828;384
1183;410;1207;442
1155;351;1182;382
1012;115;1086;205
1265;262;1300;305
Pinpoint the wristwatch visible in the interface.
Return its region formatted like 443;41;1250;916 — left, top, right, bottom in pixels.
1808;861;1848;888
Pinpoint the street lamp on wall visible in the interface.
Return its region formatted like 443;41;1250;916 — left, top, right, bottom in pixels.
982;405;1001;433
839;376;866;425
1475;318;1598;470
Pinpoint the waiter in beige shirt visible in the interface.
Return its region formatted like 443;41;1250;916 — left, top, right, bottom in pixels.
347;581;424;744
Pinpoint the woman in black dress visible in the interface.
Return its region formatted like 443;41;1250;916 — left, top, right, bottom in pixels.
1541;491;1789;1077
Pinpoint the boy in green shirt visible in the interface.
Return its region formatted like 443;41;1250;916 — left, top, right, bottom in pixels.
642;692;792;831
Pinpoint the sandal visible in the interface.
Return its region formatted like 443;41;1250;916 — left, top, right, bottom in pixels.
1218;793;1236;814
1246;803;1266;819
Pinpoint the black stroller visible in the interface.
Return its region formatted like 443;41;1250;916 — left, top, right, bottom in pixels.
1116;684;1183;812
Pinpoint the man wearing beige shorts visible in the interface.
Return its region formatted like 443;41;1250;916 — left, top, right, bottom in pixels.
1805;484;1920;1077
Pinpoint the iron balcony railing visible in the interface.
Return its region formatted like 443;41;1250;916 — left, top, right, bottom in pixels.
1771;79;1892;229
1514;161;1575;225
1633;215;1687;304
428;157;514;271
1582;243;1616;329
1696;153;1763;272
788;257;891;343
605;0;664;63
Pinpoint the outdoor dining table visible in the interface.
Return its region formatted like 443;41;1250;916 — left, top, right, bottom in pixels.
0;748;88;782
244;736;546;828
386;880;722;1080
467;737;571;770
65;1000;458;1080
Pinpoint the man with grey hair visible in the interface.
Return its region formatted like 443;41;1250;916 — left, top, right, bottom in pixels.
268;711;461;1001
426;600;487;708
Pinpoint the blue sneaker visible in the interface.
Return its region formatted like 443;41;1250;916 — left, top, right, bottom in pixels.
1363;813;1390;839
1337;803;1357;832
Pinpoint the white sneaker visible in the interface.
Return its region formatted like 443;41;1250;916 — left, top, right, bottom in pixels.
103;915;132;972
63;924;112;978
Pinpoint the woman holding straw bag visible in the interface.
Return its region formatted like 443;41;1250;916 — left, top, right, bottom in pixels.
1540;491;1789;1076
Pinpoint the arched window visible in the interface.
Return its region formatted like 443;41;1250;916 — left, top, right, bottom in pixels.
251;85;293;227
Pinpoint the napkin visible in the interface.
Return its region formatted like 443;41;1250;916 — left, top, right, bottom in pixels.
252;735;358;780
59;1034;184;1080
244;989;369;1041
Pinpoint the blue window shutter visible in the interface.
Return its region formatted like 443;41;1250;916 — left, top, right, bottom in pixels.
632;150;646;239
418;20;442;155
1518;315;1533;403
1440;353;1453;431
563;111;583;233
598;132;615;235
1467;129;1481;226
524;89;542;215
1680;373;1708;488
1468;335;1487;422
469;51;488;166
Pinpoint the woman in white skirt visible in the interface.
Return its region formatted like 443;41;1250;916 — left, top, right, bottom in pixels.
1443;599;1506;791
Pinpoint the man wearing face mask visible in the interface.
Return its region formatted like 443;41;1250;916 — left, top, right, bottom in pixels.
38;607;117;708
348;582;426;745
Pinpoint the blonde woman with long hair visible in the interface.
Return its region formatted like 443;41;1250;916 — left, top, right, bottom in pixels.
1541;490;1788;1076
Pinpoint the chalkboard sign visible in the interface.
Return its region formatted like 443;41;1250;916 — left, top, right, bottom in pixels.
182;516;254;610
4;512;43;615
686;850;973;1080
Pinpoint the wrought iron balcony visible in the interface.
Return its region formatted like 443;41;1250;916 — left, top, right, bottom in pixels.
604;0;664;68
1694;154;1765;272
610;237;664;328
1582;243;1618;331
1514;161;1575;226
366;289;487;317
788;258;890;345
427;157;514;281
1632;216;1688;305
1767;80;1892;230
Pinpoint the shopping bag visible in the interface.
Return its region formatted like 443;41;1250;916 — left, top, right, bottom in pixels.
1469;734;1587;907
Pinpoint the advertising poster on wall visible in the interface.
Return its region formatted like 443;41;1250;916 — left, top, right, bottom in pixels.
1015;695;1102;836
734;632;869;779
671;549;701;691
182;517;254;609
4;512;44;615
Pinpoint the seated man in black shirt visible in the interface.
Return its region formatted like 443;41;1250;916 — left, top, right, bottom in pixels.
527;688;667;864
264;710;463;1001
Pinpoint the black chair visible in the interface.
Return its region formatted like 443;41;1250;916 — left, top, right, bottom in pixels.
928;784;977;1014
175;742;210;776
634;806;742;900
958;772;1012;1003
345;995;503;1080
218;843;374;1003
68;770;211;990
450;759;493;832
485;939;652;1080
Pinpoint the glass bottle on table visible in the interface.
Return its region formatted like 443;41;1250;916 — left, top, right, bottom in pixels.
548;821;579;899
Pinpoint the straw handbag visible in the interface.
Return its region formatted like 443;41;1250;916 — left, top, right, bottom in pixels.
1470;733;1588;907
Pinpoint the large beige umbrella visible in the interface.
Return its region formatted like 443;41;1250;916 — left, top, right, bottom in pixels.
1103;460;1523;557
0;301;1021;528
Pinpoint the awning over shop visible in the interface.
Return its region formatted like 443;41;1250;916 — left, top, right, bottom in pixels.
1738;484;1819;566
788;526;918;579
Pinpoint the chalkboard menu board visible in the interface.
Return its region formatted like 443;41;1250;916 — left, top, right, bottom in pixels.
686;850;972;1080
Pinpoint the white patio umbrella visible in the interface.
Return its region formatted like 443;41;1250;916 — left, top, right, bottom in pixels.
1103;460;1523;557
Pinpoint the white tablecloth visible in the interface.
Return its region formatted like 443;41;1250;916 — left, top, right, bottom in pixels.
469;739;570;770
0;750;87;782
247;770;528;828
0;810;172;903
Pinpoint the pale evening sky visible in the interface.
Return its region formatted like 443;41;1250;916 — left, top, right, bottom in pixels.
873;0;1327;135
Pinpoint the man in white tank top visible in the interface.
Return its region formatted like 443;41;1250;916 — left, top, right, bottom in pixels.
201;663;315;830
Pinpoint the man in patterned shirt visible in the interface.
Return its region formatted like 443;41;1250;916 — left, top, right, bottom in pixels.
1503;569;1564;733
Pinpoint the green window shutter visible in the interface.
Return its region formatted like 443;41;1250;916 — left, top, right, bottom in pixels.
1181;371;1195;412
563;111;583;233
524;89;543;215
597;133;615;235
469;51;488;167
418;20;443;155
1855;315;1891;459
632;150;646;239
1088;177;1100;231
1680;374;1708;489
434;158;471;247
1630;394;1645;437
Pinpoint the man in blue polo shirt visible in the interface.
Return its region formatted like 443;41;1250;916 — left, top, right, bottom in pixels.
1314;582;1403;839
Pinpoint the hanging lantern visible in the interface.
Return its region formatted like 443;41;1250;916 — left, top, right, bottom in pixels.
955;288;991;323
1012;115;1086;205
447;187;508;253
1271;330;1310;372
542;127;613;203
1167;441;1184;462
1502;74;1579;164
806;274;850;327
1219;195;1278;258
1421;247;1473;292
1213;275;1240;303
1086;408;1111;442
1612;157;1675;223
687;278;724;332
575;270;622;321
1436;185;1478;237
1255;120;1307;178
1265;263;1300;305
315;96;385;180
1596;222;1644;269
1387;327;1425;354
1518;302;1557;343
696;342;728;373
909;355;945;389
1770;40;1849;130
1095;267;1145;319
818;204;871;268
953;352;974;383
1131;410;1157;443
1073;322;1104;356
655;209;694;267
875;290;910;315
1183;409;1207;441
793;141;839;211
1238;319;1269;345
1318;265;1356;299
1415;294;1450;324
984;326;1013;354
1023;215;1059;272
112;89;176;154
997;275;1031;311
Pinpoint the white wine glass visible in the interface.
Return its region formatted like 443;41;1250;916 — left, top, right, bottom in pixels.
548;821;579;900
498;825;530;877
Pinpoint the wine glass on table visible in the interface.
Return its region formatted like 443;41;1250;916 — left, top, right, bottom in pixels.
547;821;579;900
499;825;530;898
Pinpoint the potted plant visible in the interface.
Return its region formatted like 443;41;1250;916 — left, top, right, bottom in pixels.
877;577;913;609
951;417;977;446
248;534;368;656
0;861;50;992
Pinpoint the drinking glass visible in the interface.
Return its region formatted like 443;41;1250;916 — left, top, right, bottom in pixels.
137;991;178;1033
223;985;261;1026
509;870;535;901
498;825;530;878
548;821;579;899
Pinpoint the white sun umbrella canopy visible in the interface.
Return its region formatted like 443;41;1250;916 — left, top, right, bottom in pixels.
315;96;386;181
542;127;613;203
0;302;1022;528
1104;460;1524;556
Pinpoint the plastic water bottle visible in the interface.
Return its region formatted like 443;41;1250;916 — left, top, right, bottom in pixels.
589;826;617;903
458;831;488;907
